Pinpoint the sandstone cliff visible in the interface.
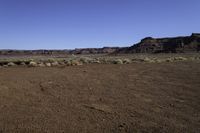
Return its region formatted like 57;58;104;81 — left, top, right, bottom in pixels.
116;33;200;53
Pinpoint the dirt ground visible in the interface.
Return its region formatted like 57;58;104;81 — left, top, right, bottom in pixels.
0;61;200;133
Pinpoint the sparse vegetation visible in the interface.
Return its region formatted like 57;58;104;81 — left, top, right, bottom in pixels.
112;59;123;64
29;61;37;67
0;54;200;68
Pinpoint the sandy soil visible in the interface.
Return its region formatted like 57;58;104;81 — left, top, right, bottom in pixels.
0;61;200;133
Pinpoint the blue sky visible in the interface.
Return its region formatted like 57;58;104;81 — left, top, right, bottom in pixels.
0;0;199;49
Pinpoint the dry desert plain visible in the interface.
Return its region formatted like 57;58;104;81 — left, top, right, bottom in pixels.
0;54;200;133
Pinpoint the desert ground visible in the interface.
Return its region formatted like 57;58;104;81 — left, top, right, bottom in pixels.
0;54;200;133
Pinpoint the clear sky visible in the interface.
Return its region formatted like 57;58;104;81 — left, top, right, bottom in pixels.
0;0;199;49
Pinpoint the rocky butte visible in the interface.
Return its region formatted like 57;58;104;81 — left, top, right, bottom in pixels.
116;33;200;54
0;33;200;55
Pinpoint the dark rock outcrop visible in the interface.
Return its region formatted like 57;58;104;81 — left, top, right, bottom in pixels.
116;33;200;53
0;33;199;55
0;47;119;55
70;47;120;54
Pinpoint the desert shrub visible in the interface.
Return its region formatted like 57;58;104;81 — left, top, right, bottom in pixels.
0;60;9;66
173;57;187;61
131;58;139;62
59;61;66;66
38;63;45;67
131;58;145;62
92;60;101;64
99;58;109;64
165;58;174;62
71;60;83;66
112;59;123;64
79;57;93;64
79;57;88;64
93;58;101;63
7;62;16;66
22;60;31;65
154;59;163;63
65;60;72;66
20;62;26;66
51;61;59;66
196;56;200;60
29;61;37;67
143;57;154;62
188;57;196;61
123;59;131;64
45;63;51;67
12;60;23;65
47;58;56;63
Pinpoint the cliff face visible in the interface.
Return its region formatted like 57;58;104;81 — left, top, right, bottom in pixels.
116;33;200;53
0;33;199;55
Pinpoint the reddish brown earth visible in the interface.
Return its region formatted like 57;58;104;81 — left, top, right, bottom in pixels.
0;62;200;133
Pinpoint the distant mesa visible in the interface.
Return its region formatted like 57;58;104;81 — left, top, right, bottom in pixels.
0;33;200;55
115;33;200;54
